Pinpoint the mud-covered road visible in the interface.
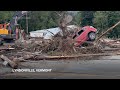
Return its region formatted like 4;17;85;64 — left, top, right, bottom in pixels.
0;55;120;79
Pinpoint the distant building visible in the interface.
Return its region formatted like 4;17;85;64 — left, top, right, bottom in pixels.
30;25;78;40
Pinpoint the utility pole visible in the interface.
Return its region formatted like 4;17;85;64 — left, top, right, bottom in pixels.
26;12;28;34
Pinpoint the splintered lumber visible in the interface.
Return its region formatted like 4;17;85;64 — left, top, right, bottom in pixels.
0;55;18;68
95;20;120;43
27;53;120;60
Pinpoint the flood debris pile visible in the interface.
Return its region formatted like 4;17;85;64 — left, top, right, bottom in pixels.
11;37;120;56
48;37;76;55
1;13;120;70
2;37;120;69
76;46;103;54
12;36;103;56
99;38;120;48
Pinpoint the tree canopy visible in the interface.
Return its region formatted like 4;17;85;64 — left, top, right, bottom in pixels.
1;11;120;38
74;11;120;38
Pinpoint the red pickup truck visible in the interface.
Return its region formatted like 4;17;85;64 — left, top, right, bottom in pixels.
73;26;97;47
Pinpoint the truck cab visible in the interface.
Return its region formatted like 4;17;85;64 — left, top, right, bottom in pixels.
0;24;9;35
73;26;97;47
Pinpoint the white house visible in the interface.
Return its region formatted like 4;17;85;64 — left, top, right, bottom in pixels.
30;25;78;40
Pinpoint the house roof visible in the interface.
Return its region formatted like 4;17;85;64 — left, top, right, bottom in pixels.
30;25;78;39
30;25;78;34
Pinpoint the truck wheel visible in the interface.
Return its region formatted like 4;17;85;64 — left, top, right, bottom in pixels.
88;32;96;41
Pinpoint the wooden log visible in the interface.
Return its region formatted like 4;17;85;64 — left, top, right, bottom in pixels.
0;55;18;68
26;53;120;60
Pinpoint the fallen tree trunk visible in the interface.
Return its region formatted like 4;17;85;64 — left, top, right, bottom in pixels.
0;55;18;68
24;53;120;60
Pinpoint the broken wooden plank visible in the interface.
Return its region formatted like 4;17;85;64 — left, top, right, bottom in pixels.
0;55;18;68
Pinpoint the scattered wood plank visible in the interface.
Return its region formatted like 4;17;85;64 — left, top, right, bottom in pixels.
0;55;18;68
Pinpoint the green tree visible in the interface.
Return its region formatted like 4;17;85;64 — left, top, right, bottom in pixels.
93;11;109;34
22;11;58;32
93;11;120;38
81;11;95;26
106;11;120;38
73;11;82;26
0;11;14;23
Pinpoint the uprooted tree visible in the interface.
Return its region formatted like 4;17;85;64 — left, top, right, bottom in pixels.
49;11;77;54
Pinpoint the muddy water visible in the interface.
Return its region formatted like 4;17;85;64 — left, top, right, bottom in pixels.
100;55;120;60
1;55;120;79
0;62;12;75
